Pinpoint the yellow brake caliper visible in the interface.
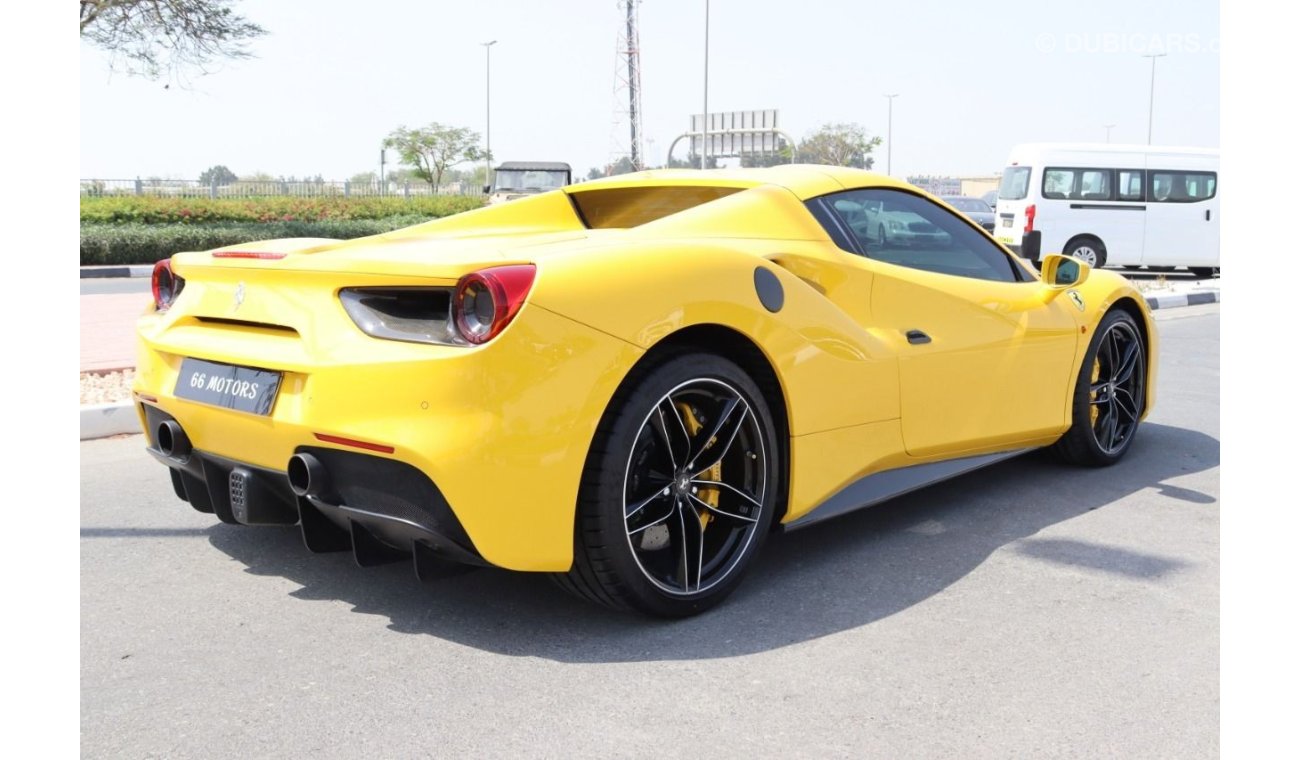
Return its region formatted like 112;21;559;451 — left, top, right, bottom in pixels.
1090;358;1102;426
677;403;721;530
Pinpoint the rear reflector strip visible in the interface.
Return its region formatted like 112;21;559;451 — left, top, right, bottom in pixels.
213;251;288;260
313;433;396;454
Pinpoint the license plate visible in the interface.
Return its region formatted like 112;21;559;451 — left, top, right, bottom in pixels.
1000;217;1013;227
175;358;282;415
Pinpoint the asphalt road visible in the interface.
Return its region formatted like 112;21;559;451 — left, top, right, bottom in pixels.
81;305;1219;758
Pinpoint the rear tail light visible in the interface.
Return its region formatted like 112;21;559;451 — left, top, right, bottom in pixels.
1024;204;1037;235
453;265;537;345
151;259;185;311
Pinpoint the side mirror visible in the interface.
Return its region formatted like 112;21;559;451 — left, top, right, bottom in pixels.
482;185;491;194
1040;252;1091;288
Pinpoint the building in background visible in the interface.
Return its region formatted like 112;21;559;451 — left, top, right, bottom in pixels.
907;175;962;196
907;174;1003;200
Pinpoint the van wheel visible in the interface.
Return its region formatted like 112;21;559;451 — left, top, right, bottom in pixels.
1064;237;1107;268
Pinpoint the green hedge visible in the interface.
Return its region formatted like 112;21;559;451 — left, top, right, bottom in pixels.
80;195;484;224
81;217;433;265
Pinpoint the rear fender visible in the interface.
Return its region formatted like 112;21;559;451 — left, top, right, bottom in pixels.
530;242;900;435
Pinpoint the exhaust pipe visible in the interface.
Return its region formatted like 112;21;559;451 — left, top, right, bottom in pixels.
156;420;191;459
287;453;329;499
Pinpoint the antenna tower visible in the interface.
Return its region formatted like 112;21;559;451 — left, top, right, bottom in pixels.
609;0;645;172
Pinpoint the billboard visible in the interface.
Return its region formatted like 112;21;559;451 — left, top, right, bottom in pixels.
689;109;782;156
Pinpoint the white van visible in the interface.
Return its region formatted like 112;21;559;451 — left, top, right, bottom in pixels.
994;143;1219;277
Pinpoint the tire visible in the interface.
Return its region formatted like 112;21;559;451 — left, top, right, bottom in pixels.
553;353;781;617
1064;236;1107;268
1052;310;1146;466
1190;267;1218;279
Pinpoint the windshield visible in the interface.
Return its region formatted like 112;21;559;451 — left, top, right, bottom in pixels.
998;167;1032;200
493;169;568;192
943;197;991;212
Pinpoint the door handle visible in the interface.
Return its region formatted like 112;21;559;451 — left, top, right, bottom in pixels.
905;329;931;345
1205;209;1212;221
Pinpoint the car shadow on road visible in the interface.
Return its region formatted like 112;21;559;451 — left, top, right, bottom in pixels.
206;422;1218;663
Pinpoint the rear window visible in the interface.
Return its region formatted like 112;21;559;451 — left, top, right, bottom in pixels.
568;186;742;229
998;167;1031;200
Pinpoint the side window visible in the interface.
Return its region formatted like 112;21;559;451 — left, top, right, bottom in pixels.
810;189;1021;283
1117;169;1144;201
1149;170;1218;203
1043;167;1113;201
1043;169;1076;200
1078;170;1112;200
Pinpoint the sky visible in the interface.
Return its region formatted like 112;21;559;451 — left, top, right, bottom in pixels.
79;0;1220;182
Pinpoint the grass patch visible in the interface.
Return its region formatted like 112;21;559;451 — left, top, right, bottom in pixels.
81;217;432;265
80;195;484;224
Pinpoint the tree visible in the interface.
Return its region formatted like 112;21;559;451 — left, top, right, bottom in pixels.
198;165;237;186
80;0;267;81
383;124;484;192
740;141;795;168
796;123;881;169
665;154;719;170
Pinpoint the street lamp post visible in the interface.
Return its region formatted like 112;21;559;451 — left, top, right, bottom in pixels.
1104;124;1116;143
884;93;899;175
482;40;497;191
701;0;710;170
1141;53;1166;145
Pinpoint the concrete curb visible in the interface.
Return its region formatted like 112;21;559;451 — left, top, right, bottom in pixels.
1144;290;1220;310
81;402;140;440
82;265;152;279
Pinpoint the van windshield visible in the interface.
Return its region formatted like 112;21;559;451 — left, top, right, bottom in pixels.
998;167;1031;200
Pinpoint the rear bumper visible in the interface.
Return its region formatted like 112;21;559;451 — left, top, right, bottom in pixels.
1009;231;1042;263
133;297;644;572
142;405;486;570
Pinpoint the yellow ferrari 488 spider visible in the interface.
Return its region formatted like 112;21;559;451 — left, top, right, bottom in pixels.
134;165;1156;617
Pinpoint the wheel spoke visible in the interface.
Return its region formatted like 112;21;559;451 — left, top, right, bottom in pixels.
687;492;758;525
1101;403;1119;450
1114;339;1140;384
1114;387;1140;423
659;399;692;468
690;404;750;476
625;486;671;520
650;406;680;471
1106;330;1121;376
1090;382;1109;403
628;497;676;536
674;501;705;592
687;394;742;465
692;478;761;508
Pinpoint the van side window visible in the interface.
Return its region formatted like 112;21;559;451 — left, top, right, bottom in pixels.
1149;171;1217;203
1117;170;1144;201
1043;168;1113;201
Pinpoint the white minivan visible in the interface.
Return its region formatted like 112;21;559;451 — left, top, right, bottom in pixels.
994;143;1219;277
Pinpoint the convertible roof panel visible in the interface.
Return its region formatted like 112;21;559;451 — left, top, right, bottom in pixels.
566;164;914;201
